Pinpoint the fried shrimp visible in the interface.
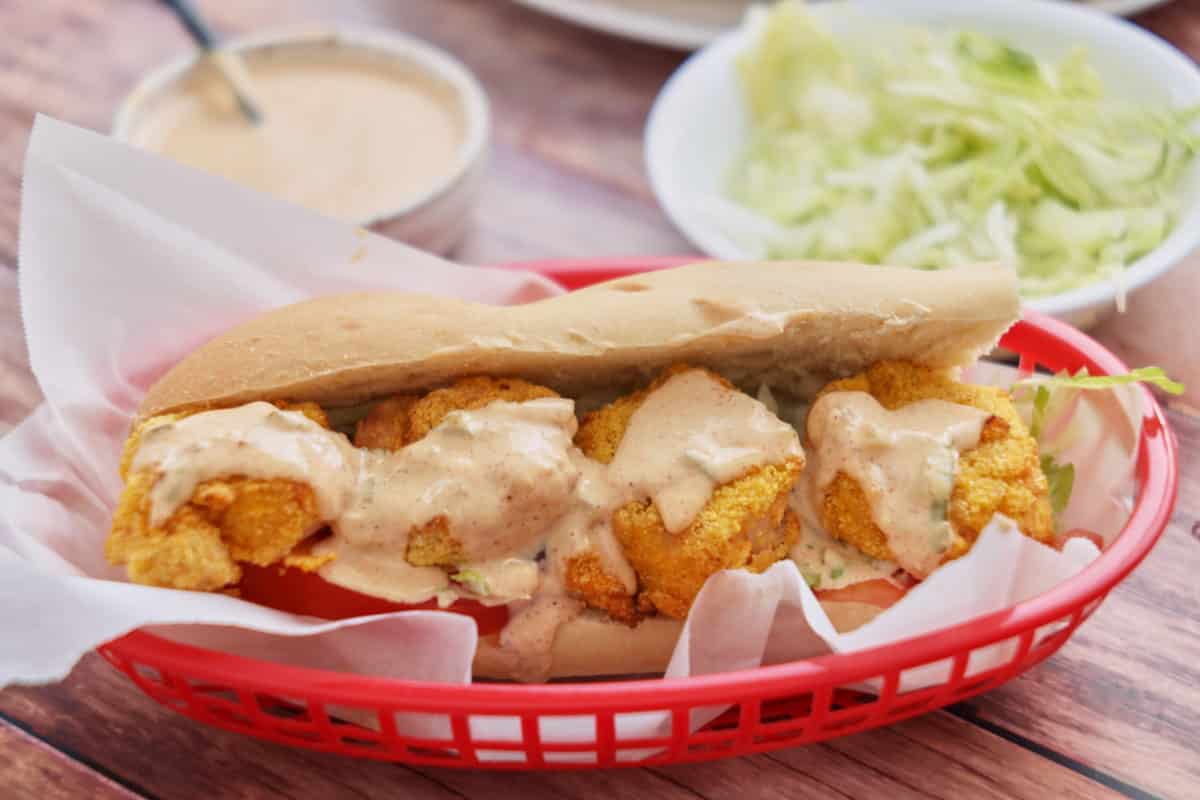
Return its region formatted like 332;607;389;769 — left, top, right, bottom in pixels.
354;377;558;451
814;361;1053;569
353;377;563;570
577;365;804;620
106;402;331;591
562;552;640;625
352;395;418;451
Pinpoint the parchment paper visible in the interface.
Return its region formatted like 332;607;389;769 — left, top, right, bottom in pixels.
0;117;1139;759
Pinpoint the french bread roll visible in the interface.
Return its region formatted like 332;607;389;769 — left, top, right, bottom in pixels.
139;260;1018;420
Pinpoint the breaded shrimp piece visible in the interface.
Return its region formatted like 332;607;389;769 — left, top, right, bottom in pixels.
118;400;328;480
353;395;418;451
814;361;1053;568
405;516;463;567
108;473;239;591
408;377;558;445
352;377;562;569
577;365;804;619
356;377;637;620
107;401;331;591
353;377;556;451
563;552;640;625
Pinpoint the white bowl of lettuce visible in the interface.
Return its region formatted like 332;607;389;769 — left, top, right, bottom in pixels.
645;0;1200;328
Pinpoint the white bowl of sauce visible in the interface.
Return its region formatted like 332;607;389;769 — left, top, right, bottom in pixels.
113;27;489;254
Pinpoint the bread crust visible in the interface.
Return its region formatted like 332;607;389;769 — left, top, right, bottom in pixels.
473;613;684;680
138;261;1018;420
472;600;884;680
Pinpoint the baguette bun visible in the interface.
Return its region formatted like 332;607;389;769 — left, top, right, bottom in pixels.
136;260;1019;680
474;613;684;680
474;602;882;680
139;260;1018;420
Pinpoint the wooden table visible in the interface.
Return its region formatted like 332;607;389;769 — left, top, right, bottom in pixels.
1;2;1198;798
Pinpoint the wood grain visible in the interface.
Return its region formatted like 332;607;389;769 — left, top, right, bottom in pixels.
0;719;144;800
659;713;1126;800
1;0;1199;798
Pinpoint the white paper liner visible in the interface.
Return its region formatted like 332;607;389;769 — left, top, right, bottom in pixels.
0;117;1142;761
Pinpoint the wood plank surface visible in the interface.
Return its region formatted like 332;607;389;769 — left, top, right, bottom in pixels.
1;1;1199;799
0;718;145;800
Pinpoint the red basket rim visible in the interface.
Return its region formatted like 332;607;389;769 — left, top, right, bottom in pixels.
105;258;1179;712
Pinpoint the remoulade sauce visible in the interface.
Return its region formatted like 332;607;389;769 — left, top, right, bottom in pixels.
127;51;466;221
132;370;803;680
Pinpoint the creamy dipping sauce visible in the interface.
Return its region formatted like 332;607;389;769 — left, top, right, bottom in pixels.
803;392;989;578
543;453;641;595
342;400;580;559
475;370;803;679
132;369;801;680
133;400;581;603
608;370;804;533
136;404;357;526
498;591;585;683
128;51;466;220
788;506;898;591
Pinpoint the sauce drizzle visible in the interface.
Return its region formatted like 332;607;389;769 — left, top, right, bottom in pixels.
131;369;803;680
803;392;988;578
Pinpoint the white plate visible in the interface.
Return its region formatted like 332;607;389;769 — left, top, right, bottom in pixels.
1082;0;1171;14
644;0;1200;326
512;0;745;50
512;0;1171;51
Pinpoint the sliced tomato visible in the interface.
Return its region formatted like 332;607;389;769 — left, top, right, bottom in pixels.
238;564;510;636
815;578;910;608
1059;529;1105;551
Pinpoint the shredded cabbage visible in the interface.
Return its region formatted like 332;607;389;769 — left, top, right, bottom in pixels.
1023;365;1183;438
1040;454;1075;517
1017;365;1183;516
1028;365;1185;395
723;1;1200;298
451;568;490;597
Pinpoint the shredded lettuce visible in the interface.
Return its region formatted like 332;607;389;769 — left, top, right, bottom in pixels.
451;569;490;597
723;1;1199;298
1020;366;1182;517
1025;366;1184;437
1028;383;1053;440
1030;365;1185;395
1040;454;1076;517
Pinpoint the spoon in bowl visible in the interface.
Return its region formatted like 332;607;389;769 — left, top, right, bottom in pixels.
159;0;265;125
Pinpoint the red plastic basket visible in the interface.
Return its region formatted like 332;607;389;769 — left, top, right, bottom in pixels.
98;258;1179;769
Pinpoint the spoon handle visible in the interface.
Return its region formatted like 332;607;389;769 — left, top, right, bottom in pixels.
159;0;219;51
157;0;264;124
